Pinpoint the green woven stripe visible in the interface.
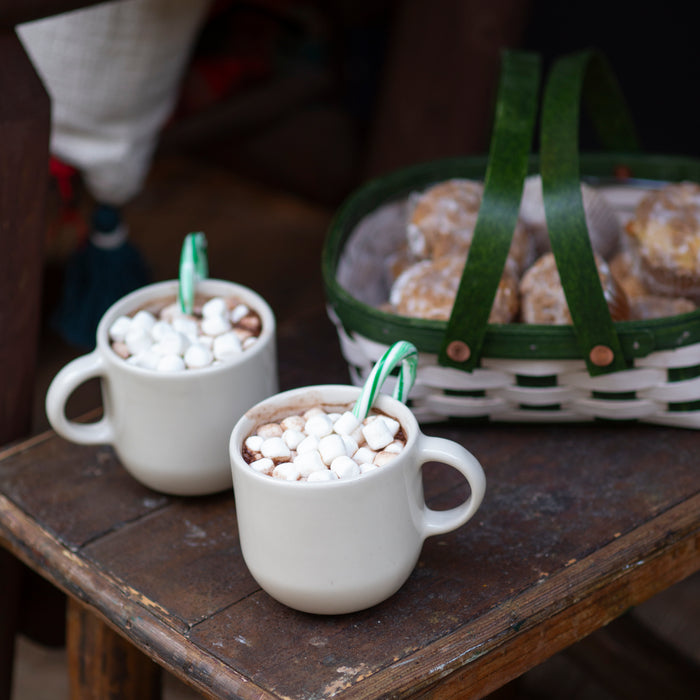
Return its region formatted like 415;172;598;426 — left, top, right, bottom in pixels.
439;50;541;371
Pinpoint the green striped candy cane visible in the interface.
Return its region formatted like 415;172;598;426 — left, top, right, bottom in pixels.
352;341;419;420
178;232;209;314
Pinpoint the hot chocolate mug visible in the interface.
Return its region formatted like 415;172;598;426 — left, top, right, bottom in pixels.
46;279;277;496
229;384;486;614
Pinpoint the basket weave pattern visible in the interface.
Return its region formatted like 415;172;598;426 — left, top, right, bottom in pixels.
331;311;700;427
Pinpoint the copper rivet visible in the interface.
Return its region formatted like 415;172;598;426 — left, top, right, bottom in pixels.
589;345;614;366
614;164;632;180
447;340;471;363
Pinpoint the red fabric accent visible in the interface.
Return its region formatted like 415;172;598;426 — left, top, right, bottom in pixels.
49;157;79;204
48;157;89;246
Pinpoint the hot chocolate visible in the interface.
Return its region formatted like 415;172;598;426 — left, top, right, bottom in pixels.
242;403;407;482
108;292;263;371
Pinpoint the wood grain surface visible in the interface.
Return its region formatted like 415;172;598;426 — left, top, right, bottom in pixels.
1;295;699;698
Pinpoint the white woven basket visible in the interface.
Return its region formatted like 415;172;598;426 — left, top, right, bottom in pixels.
325;175;700;427
329;307;700;427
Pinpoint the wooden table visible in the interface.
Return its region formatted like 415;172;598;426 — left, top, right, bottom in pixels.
1;297;699;699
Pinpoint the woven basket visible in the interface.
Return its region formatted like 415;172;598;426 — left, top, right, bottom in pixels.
322;50;700;427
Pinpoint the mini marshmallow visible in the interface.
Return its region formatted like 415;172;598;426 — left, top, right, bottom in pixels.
341;434;358;458
111;341;130;359
360;463;379;474
330;455;361;479
127;349;160;370
108;315;132;342
159;303;182;323
202;314;232;337
303;407;326;420
238;314;261;334
156;354;186;372
184;343;213;369
294;450;327;476
351;426;365;446
245;435;264;452
230;303;249;323
273;463;300;481
380;415;401;438
353;446;376;465
296;434;319;455
332;411;361;436
373;450;397;467
242;336;258;350
384;441;405;454
280;415;305;432
152;331;190;357
318;434;347;465
150;320;173;342
257;423;283;438
261;437;291;460
234;328;253;342
172;317;199;340
202;297;227;318
125;325;153;355
283;429;306;450
308;469;338;482
131;309;156;331
362;418;395;451
250;457;274;474
213;331;242;360
304;413;334;439
328;412;342;423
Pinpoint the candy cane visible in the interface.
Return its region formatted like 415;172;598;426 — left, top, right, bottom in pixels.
352;341;418;419
178;232;209;314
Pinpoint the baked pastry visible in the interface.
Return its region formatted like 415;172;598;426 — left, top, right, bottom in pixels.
609;249;647;301
609;249;697;320
389;256;519;324
407;178;534;273
625;181;700;301
629;295;696;320
520;252;629;325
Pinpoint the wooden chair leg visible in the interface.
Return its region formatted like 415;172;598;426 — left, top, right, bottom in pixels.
0;28;50;700
0;550;22;699
66;598;162;700
0;30;49;446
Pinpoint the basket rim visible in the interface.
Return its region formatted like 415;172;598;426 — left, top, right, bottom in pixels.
322;152;700;363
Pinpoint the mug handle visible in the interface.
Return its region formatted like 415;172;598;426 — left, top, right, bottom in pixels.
417;435;486;538
45;351;115;445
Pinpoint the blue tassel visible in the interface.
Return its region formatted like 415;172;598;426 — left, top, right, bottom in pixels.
52;204;151;349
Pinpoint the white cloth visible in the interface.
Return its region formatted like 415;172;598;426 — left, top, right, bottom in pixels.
17;0;212;205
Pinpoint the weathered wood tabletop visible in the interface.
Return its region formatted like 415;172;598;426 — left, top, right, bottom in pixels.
1;295;699;699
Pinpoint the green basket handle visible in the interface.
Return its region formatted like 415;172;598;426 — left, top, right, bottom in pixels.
540;49;639;374
440;48;640;375
439;49;541;371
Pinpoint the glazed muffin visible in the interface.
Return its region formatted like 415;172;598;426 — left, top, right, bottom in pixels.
520;252;629;325
407;178;535;273
629;295;696;320
609;249;648;301
607;249;696;320
625;181;700;301
389;255;520;324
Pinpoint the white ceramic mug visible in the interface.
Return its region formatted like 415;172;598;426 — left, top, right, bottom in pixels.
46;279;277;496
229;385;486;614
